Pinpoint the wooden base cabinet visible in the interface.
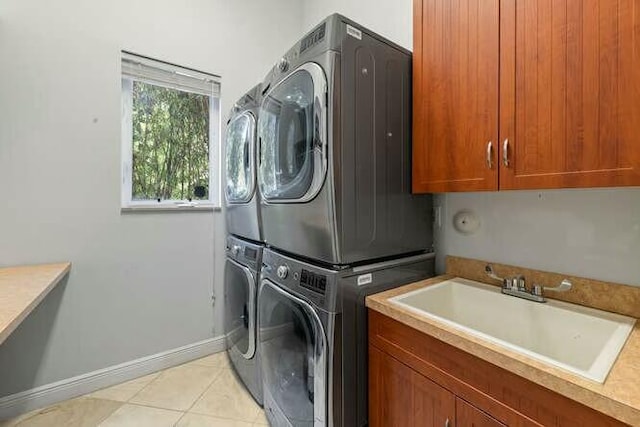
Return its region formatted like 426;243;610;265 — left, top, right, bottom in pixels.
368;310;627;427
370;346;456;427
370;345;505;427
457;398;506;427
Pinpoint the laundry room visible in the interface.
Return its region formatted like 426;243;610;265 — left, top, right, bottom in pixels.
1;0;639;426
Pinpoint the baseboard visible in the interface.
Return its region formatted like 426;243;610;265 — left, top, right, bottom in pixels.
0;335;226;420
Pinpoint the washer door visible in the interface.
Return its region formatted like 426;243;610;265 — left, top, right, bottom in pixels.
224;258;257;359
258;63;328;203
259;279;326;426
225;112;256;204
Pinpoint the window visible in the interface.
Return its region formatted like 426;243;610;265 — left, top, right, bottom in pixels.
121;52;221;209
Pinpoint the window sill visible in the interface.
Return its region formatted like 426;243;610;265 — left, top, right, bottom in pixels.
121;204;221;213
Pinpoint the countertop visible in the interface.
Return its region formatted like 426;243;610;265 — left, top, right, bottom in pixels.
0;263;71;345
366;275;640;426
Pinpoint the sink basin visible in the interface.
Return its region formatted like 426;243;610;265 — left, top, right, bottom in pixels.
390;278;636;383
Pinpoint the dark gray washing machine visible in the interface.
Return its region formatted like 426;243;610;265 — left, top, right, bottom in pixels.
259;248;435;427
225;85;263;243
258;14;433;266
224;235;263;404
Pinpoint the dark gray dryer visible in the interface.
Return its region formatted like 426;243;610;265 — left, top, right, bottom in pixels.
258;14;432;266
225;85;263;243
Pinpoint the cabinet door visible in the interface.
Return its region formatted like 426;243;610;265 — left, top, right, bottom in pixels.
500;0;640;189
412;0;500;192
369;346;455;427
457;398;506;427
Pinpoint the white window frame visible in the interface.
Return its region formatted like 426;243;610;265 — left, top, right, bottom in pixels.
120;52;221;210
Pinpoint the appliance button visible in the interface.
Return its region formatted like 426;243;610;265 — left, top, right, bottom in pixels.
277;265;289;279
278;57;289;73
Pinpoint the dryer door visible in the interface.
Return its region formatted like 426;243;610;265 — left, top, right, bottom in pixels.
259;279;327;427
224;258;257;359
258;63;327;203
225;112;256;204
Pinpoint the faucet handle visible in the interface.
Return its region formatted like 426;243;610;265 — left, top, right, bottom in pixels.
531;284;543;297
544;279;572;293
506;275;526;291
485;264;504;282
503;275;526;291
530;279;571;299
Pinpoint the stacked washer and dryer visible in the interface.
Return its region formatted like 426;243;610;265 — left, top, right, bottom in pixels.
224;14;435;427
223;84;264;406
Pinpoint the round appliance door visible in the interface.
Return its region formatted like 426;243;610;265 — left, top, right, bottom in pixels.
225;112;256;204
259;279;326;426
224;258;257;359
258;63;327;203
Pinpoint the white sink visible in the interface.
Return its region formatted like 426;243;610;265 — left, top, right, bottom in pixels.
390;278;636;383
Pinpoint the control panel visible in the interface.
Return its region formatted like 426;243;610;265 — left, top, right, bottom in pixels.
300;23;326;54
244;247;258;260
226;235;261;271
261;249;336;310
299;269;327;295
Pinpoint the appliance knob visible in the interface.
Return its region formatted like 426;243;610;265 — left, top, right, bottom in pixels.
278;57;289;73
277;265;289;279
232;245;241;255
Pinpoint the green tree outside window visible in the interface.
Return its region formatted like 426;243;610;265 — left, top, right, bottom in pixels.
131;81;210;201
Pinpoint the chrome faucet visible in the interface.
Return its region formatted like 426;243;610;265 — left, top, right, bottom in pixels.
485;264;572;303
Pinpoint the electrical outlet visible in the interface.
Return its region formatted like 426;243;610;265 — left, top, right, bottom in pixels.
433;206;442;228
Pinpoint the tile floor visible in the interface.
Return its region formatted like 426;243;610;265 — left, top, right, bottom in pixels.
0;353;269;427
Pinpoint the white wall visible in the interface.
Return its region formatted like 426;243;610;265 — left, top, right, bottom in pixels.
0;0;302;397
434;190;640;285
302;0;640;287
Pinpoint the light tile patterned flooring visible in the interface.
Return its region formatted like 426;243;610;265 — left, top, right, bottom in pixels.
0;353;269;427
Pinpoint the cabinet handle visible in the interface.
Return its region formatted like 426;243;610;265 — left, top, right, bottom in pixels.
445;418;451;427
503;138;510;167
486;141;493;169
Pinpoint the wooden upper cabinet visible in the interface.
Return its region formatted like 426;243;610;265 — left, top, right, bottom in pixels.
500;0;640;189
412;0;500;192
413;0;640;192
